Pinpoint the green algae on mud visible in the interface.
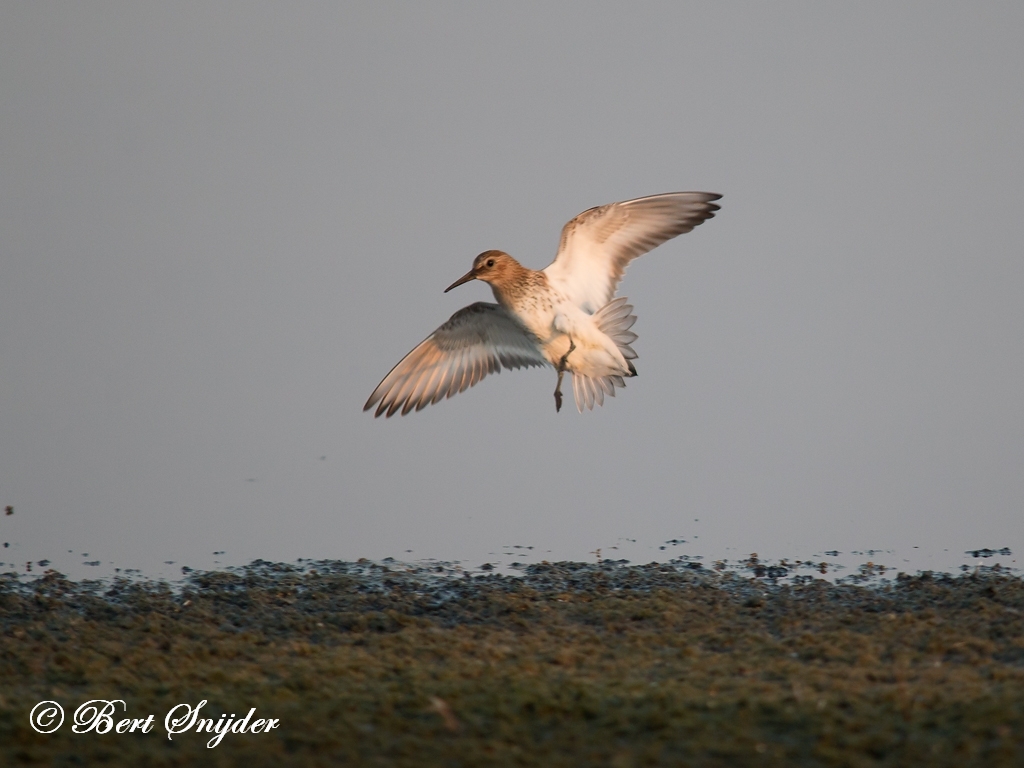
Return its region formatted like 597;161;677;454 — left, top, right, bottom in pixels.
1;560;1023;767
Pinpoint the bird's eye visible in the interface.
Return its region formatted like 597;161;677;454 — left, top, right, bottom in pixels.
486;259;495;267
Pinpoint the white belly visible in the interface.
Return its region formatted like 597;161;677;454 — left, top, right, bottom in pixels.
541;307;630;379
505;288;631;380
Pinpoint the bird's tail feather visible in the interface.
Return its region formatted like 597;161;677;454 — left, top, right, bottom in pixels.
572;297;637;412
572;371;625;412
593;296;638;359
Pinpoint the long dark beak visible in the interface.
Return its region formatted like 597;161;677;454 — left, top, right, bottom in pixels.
444;269;477;293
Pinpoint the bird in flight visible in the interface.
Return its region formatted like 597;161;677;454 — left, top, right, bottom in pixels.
364;191;722;417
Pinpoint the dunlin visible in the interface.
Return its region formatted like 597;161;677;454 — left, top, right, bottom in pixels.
365;192;722;417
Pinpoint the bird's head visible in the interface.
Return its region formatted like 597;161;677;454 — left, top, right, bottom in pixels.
444;250;521;293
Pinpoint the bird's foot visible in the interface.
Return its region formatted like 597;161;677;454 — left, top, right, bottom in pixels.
553;338;575;413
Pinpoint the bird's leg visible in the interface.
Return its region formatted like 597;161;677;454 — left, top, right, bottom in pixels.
553;337;576;412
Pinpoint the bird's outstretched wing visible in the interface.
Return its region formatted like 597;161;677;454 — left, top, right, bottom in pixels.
543;192;721;313
364;302;549;417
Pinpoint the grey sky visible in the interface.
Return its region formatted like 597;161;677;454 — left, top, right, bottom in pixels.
2;3;1022;578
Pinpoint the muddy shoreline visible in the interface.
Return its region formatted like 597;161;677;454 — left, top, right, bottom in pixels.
2;560;1022;766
